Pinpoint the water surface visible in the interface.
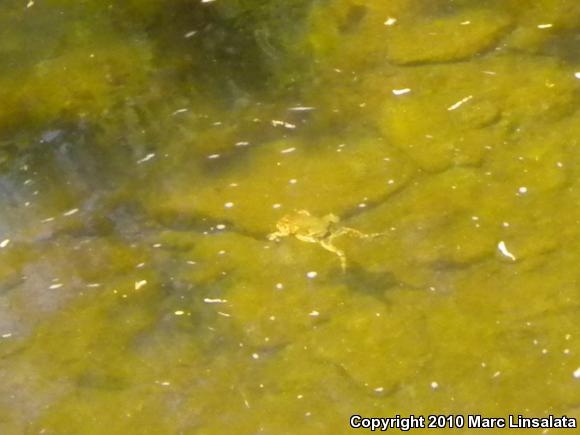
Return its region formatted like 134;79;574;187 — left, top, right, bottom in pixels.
1;0;580;433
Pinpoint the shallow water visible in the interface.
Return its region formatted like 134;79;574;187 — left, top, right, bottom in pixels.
1;0;580;433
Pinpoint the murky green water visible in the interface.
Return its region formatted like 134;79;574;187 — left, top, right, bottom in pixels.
1;0;580;433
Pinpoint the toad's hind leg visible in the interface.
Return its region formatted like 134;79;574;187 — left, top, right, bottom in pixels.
336;227;387;239
320;239;347;272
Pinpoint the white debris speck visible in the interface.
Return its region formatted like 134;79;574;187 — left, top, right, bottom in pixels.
41;217;55;223
216;224;226;230
306;271;318;279
174;310;185;316
288;106;315;112
431;381;439;390
289;179;297;184
0;239;10;248
184;30;197;38
275;283;284;290
203;298;228;304
235;141;250;147
86;283;101;288
251;353;260;360
537;23;553;29
271;120;296;129
218;250;226;255
272;203;281;209
135;280;147;290
447;95;473;111
217;311;231;318
575;72;580;80
308;310;320;317
492;371;501;378
498;241;516;261
392;88;411;96
137;153;156;164
384;17;397;26
26;0;34;8
1;333;13;338
281;147;296;154
502;222;510;228
564;349;571;355
49;283;63;290
208;154;220;159
63;208;79;217
224;202;234;208
172;108;188;115
374;387;384;393
358;203;367;208
518;186;528;195
573;367;580;378
152;243;162;248
460;20;471;25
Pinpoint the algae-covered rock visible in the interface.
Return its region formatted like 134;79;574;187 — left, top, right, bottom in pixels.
504;0;580;53
382;90;502;171
156;229;350;346
305;291;432;392
0;2;154;140
148;137;417;234
307;0;423;71
307;1;511;72
378;55;578;171
384;9;512;65
341;168;500;286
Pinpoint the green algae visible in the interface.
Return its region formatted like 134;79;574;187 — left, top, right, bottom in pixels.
1;0;580;433
148;137;417;234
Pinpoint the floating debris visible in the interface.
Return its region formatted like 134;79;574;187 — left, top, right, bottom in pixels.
447;95;473;111
135;280;147;290
498;241;516;261
137;153;156;164
63;208;79;217
392;88;411;96
288;106;315;112
203;298;228;304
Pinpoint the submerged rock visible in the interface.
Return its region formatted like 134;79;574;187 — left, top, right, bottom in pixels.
149;137;417;234
384;9;512;65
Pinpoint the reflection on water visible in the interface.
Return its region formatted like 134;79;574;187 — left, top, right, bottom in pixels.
1;0;580;432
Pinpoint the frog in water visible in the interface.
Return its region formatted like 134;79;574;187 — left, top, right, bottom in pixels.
267;209;382;271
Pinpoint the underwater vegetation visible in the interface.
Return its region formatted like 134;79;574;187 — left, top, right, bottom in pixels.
1;0;580;433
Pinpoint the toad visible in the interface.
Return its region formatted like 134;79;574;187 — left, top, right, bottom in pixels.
268;209;383;271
